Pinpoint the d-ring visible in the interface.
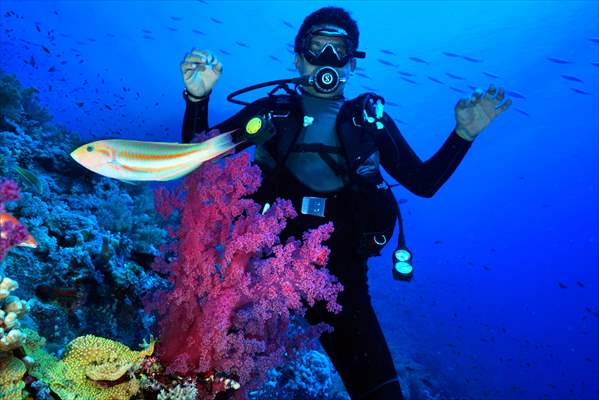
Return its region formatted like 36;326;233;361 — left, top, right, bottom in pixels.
373;234;387;245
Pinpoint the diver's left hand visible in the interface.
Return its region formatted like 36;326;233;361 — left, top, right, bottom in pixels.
454;84;512;141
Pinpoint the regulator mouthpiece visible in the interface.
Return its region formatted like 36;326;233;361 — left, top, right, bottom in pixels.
308;66;346;93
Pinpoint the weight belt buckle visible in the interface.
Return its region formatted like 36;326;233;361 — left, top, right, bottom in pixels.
301;196;327;217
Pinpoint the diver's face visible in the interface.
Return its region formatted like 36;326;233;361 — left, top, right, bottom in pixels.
294;35;356;98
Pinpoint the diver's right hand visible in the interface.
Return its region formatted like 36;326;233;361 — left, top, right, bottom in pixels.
180;49;223;100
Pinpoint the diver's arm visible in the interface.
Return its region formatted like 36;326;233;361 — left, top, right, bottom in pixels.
183;93;270;152
180;88;252;151
379;113;473;198
181;89;212;143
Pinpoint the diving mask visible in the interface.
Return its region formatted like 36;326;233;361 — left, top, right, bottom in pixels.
301;25;365;67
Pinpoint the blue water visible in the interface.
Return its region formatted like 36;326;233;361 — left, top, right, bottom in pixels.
1;1;597;399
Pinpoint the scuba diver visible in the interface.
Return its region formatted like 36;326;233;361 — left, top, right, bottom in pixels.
178;6;511;400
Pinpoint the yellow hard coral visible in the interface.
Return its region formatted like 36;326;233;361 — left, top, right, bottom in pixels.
0;354;27;400
24;330;155;400
68;334;153;380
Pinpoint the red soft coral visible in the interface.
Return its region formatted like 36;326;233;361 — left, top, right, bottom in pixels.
145;147;343;398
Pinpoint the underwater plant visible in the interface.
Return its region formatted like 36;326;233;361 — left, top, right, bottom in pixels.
145;142;344;399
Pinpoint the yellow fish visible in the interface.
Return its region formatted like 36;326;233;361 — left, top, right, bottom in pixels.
70;129;239;182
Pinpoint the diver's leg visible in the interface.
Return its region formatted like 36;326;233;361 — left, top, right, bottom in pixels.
261;167;404;399
304;242;404;400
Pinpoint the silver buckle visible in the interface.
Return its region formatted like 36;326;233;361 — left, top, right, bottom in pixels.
301;196;326;217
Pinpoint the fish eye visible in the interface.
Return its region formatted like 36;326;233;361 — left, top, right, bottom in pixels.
86;145;94;152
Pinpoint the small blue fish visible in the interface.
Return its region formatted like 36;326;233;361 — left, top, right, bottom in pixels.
393;117;407;125
462;55;482;63
442;51;460;57
142;29;152;34
191;29;205;35
106;33;116;38
506;90;526;99
235;41;249;48
170;16;182;21
381;49;395;55
400;77;417;84
449;86;466;93
385;101;400;107
408;56;429;64
268;55;281;62
282;20;294;29
588;37;599;44
482;71;500;79
591;62;599;67
167;27;177;32
467;84;477;91
427;76;444;84
356;66;366;72
219;49;231;55
355;72;370;79
445;72;465;80
397;70;414;77
377;58;395;67
143;35;155;40
515;108;530;117
546;57;570;64
570;87;591;95
362;85;378;92
211;17;223;24
560;74;584;83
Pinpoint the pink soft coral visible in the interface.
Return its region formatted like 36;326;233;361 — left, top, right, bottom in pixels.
0;178;29;261
145;145;343;398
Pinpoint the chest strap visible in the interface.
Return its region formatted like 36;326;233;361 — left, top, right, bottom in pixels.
290;143;347;177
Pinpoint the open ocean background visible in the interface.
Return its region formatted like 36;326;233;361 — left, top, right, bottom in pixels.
1;1;597;399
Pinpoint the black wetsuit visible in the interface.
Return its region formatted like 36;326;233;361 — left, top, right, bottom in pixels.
181;88;474;400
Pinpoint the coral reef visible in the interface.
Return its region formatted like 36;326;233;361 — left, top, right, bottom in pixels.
0;354;27;400
248;348;338;400
156;382;198;400
23;330;154;400
0;68;168;351
1;276;30;352
145;145;344;398
0;180;35;400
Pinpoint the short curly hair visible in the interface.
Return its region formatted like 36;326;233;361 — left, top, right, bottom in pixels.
294;6;360;55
